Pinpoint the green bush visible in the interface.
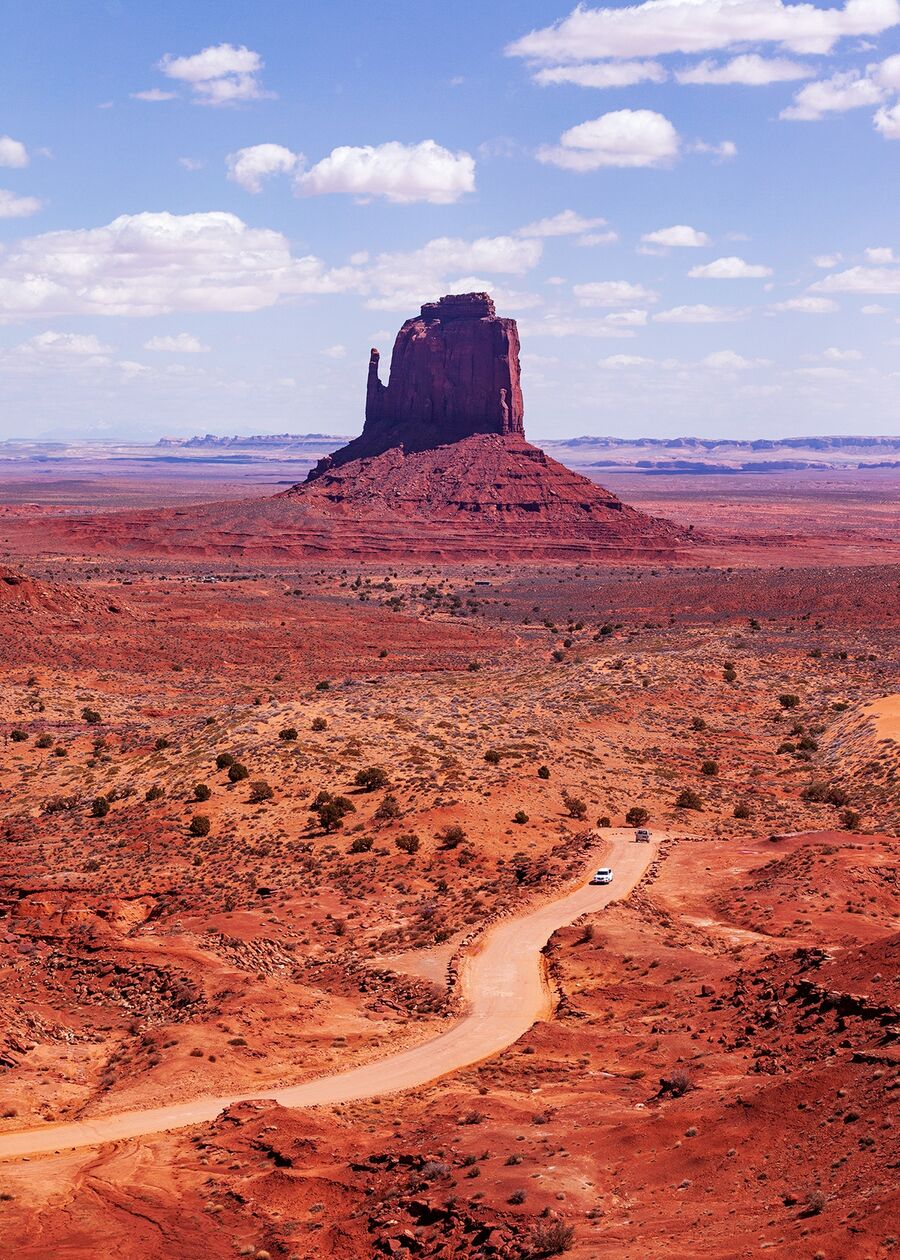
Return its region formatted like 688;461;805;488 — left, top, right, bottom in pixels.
311;716;327;731
778;694;800;710
514;810;529;825
189;815;211;837
733;802;751;819
145;785;165;802
537;765;550;780
82;707;102;725
194;783;211;802
440;823;466;849
227;761;249;783
278;727;298;742
354;765;389;791
625;806;650;827
36;733;53;749
675;788;703;811
154;737;170;751
701;760;719;776
484;749;502;765
597;815;611;828
215;752;235;770
395;833;420;854
562;791;587;821
10;729;27;742
92;796;110;818
248;780;273;803
349;836;373;853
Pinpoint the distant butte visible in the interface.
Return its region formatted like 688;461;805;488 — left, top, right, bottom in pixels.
283;292;688;556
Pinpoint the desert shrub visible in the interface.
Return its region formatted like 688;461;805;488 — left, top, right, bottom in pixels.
798;735;818;752
561;791;587;821
349;836;373;854
82;707;102;725
194;783;211;802
514;810;529;825
278;727;298;742
509;1188;527;1204
527;1219;575;1256
467;661;481;671
596;815;611;828
215;752;235;770
315;680;330;691
10;730;27;742
801;781;849;807
733;802;751;819
154;737;170;751
36;733;53;749
691;717;707;732
227;761;249;783
311;716;327;731
484;748;502;765
701;760;719;776
660;1068;693;1097
625;806;650;827
374;792;401;820
145;785;165;802
440;823;466;849
840;808;861;829
189;815;211;837
354;765;389;791
248;780;274;803
313;795;355;833
777;741;797;754
802;1190;826;1217
537;765;550;780
778;693;800;709
460;1109;485;1125
395;832;420;854
675;788;703;811
723;667;737;683
91;796;110;818
551;649;565;663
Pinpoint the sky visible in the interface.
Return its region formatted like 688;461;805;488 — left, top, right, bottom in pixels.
2;0;900;443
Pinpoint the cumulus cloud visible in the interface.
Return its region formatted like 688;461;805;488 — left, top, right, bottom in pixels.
780;69;885;119
0;135;29;167
227;143;301;193
0;189;42;219
677;53;814;83
874;100;900;135
813;265;900;293
654;303;748;321
574;279;659;305
506;0;900;62
523;311;648;338
0;210;354;319
865;245;895;262
17;330;114;356
158;43;269;106
771;295;840;311
813;253;842;267
600;353;655;366
641;224;710;248
358;235;542;309
822;346;862;359
538;108;680;170
702;349;768;369
861;302;889;312
534;60;667;87
143;333;210;352
131;88;177;102
689;255;773;278
295;140;475;204
516;209;610;237
320;344;347;359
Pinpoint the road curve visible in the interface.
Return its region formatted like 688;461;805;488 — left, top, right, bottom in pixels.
0;830;654;1160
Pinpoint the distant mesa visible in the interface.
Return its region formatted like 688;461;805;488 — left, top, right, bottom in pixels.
282;292;687;556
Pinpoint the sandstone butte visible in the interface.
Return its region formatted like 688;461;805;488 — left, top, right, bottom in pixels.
280;292;689;558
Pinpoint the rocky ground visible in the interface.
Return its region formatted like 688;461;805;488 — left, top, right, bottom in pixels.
0;468;896;1257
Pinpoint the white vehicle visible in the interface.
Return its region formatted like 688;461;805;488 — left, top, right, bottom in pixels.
635;828;651;843
590;867;613;885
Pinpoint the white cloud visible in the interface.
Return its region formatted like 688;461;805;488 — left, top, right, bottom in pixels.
321;344;347;359
538;108;680;170
641;223;710;248
17;330;114;356
813;253;842;267
600;353;655;366
0;135;28;168
822;346;862;359
702;349;767;369
577;230;619;246
0;189;42;219
516;209;610;237
131;88;177;102
0;210;354;319
813;265;900;293
874;100;900;136
677;53;814;83
227;143;301;193
178;157;204;171
574;279;659;306
506;0;900;61
689;255;772;278
158;43;269;106
357;235;543;310
294;140;475;204
524;311;647;338
690;138;738;158
865;245;895;262
771;294;840;312
119;360;150;379
534;60;667;87
780;70;885;120
861;302;889;312
874;51;900;86
654;303;748;321
143;333;210;353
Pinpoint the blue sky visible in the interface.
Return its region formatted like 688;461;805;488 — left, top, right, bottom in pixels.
2;0;900;441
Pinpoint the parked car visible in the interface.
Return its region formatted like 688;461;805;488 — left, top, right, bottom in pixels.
635;828;651;842
589;868;613;885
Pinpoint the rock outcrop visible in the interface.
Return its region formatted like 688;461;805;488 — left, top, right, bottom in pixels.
308;292;524;478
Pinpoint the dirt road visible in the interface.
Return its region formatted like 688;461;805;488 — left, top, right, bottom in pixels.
0;830;654;1159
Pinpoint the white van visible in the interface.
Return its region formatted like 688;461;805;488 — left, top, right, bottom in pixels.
635;828;651;842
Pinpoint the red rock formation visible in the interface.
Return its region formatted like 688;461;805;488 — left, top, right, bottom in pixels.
309;292;524;477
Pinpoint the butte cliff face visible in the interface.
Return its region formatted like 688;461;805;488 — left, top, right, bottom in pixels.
281;292;688;558
308;292;523;477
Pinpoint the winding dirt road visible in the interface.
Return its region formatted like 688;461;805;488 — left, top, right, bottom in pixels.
0;830;654;1160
